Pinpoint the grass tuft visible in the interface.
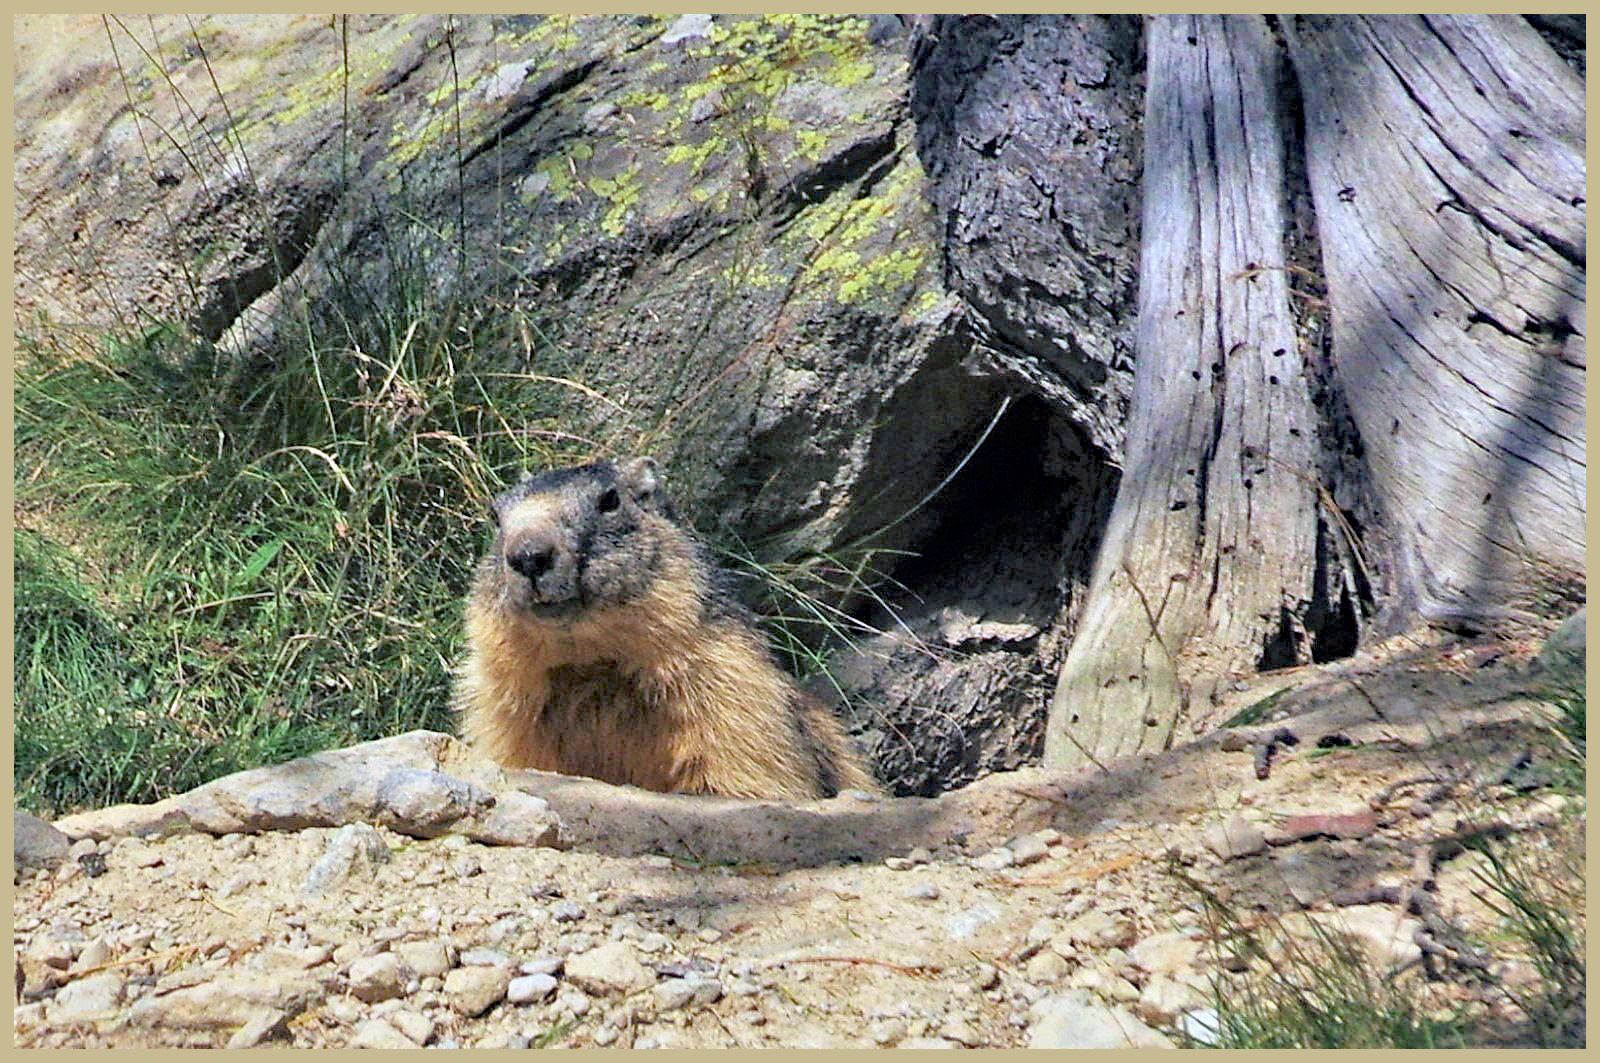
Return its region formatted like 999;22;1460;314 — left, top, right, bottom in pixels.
1177;876;1470;1049
1469;837;1586;1047
12;213;595;816
1177;681;1586;1050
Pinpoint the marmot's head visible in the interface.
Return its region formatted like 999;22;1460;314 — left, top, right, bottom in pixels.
483;457;678;619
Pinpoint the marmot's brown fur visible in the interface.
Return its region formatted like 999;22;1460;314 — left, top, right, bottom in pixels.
453;457;879;799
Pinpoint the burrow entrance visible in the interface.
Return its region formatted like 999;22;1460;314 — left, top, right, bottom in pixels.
832;383;1119;796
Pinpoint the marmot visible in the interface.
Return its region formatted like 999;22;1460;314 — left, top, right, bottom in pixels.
453;457;880;799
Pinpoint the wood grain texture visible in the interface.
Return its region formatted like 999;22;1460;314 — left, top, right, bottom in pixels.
1047;16;1321;769
1285;14;1585;624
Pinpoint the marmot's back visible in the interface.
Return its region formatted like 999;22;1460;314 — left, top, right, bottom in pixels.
453;457;879;799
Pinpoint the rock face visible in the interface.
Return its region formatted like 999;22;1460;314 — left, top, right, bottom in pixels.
12;14;1145;795
13;11;954;555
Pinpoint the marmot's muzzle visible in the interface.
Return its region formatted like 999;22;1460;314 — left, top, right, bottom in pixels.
500;524;583;611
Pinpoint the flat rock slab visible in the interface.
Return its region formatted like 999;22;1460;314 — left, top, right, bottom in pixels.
51;732;547;850
45;730;1092;867
1273;810;1379;843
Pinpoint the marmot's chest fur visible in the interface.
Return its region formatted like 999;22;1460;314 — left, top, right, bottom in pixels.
452;457;878;799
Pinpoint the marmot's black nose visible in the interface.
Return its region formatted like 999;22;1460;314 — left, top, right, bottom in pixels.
507;545;556;583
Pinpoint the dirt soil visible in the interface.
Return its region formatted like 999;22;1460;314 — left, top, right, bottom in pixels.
12;628;1584;1048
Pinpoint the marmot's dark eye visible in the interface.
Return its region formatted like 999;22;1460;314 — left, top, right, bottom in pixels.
597;488;621;513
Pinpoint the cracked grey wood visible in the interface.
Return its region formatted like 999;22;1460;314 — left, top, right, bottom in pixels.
1283;14;1585;626
1048;15;1320;770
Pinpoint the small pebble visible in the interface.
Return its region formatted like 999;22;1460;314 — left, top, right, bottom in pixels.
443;965;511;1017
870;1018;907;1044
119;839;164;868
1009;834;1051;866
555;988;592;1017
215;871;255;899
1024;949;1069;982
33;936;77;970
1278;810;1379;842
653;979;698;1011
331;941;365;967
117;927;154;954
1202;816;1266;861
323;998;363;1024
551;901;585;923
47;971;125;1023
73;936;111;971
508;973;558;1004
973;848;1015;871
458;946;511;968
350;1018;417;1050
395;940;452;979
348;953;411;1003
225;1009;287;1049
390;1010;434;1046
940;1015;983;1046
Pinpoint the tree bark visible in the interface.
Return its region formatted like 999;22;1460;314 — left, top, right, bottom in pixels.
1046;16;1322;770
907;14;1143;458
1283;15;1586;626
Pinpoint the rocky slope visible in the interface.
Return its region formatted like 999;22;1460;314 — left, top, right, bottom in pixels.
13;624;1583;1048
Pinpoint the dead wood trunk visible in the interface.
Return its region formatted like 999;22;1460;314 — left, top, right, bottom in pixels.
1283;15;1586;627
1045;16;1322;770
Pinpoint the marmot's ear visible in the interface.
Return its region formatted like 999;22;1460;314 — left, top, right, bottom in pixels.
617;456;660;502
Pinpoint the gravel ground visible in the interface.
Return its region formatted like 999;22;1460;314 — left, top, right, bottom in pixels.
13;629;1583;1048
